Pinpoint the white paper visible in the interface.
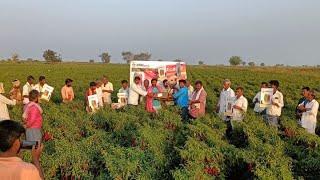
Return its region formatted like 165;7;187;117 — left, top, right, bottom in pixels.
117;93;128;105
40;84;54;101
88;94;99;112
260;88;273;107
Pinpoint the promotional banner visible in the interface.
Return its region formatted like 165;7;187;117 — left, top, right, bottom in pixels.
40;84;54;101
129;61;187;86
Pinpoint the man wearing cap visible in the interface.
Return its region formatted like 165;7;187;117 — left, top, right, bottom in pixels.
61;78;74;103
9;79;22;104
23;76;35;104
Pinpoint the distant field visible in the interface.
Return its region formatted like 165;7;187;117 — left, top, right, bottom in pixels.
1;62;320;179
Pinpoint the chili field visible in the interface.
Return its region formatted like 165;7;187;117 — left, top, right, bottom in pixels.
1;62;320;179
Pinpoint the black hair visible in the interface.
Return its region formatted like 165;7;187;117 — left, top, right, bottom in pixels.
236;86;244;92
151;78;158;83
261;82;268;86
269;80;279;88
134;76;141;80
90;82;97;87
29;90;39;101
65;78;73;84
0;120;25;152
39;76;46;81
27;75;34;81
121;80;128;84
179;79;186;84
195;80;202;86
302;87;310;91
163;79;168;84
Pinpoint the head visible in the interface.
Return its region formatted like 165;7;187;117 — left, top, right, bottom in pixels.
134;76;141;85
194;80;203;91
235;87;244;98
121;80;128;89
163;79;168;88
12;79;21;88
186;80;191;87
65;78;73;87
144;79;150;88
29;90;40;103
151;78;157;87
307;90;316;101
179;79;186;88
96;80;102;88
27;75;35;85
260;82;268;88
89;82;97;91
0;120;25;155
39;76;46;85
301;87;310;98
269;80;279;92
0;83;4;94
101;75;108;84
223;79;231;90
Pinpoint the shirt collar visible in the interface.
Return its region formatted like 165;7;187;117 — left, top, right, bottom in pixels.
0;156;23;162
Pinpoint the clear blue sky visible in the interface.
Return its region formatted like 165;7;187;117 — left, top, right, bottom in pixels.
0;0;319;65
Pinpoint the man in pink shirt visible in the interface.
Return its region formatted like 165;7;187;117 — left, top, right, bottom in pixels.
0;120;44;179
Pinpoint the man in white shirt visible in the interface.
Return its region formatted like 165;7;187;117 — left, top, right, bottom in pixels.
95;80;104;107
118;80;129;97
232;87;248;122
266;80;284;127
101;76;113;105
216;79;235;121
128;76;150;106
22;76;35;104
297;90;319;134
33;76;47;94
186;80;194;99
253;82;268;114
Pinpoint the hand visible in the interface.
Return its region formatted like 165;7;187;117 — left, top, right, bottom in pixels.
233;105;241;110
271;101;279;107
32;143;44;163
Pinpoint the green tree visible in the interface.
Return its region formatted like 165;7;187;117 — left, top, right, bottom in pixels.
260;62;265;66
121;51;134;64
133;52;151;61
229;56;242;66
248;62;255;66
198;60;204;65
11;53;19;62
89;59;94;63
241;61;246;66
99;52;111;63
43;49;62;63
174;59;183;62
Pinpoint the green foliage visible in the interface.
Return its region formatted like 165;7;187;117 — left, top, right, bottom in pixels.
229;56;242;66
0;63;320;179
43;49;62;63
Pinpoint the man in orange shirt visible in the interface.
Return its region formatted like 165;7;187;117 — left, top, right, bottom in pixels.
61;78;74;103
0;120;44;180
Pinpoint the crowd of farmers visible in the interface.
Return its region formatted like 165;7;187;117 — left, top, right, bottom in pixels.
0;75;319;179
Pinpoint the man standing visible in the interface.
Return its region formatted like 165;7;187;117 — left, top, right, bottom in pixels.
265;80;284;127
101;75;113;105
297;90;319;134
253;82;268;114
173;80;189;121
118;80;129;97
189;80;207;119
61;78;74;103
216;79;235;120
186;80;194;99
0;120;44;179
232;87;248;122
295;87;310;121
128;76;149;106
23;76;35;105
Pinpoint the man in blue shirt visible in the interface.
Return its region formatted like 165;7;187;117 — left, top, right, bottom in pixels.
173;79;189;121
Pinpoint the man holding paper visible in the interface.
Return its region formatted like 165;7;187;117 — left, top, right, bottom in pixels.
253;82;268;114
265;80;284;127
216;79;235;121
173;79;189;121
128;76;151;106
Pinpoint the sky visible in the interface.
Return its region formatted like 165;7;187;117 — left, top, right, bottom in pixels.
0;0;319;65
